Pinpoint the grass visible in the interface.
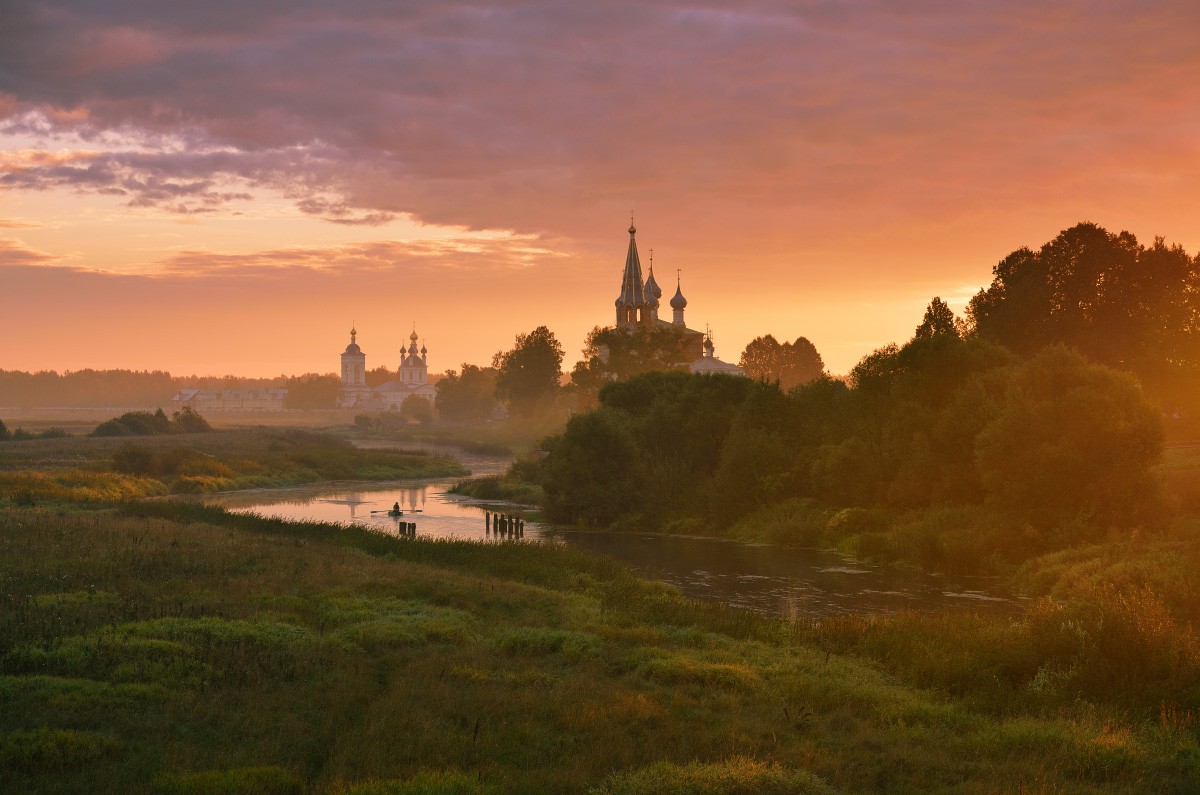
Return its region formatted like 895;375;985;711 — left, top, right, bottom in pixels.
0;427;465;505
2;503;1198;792
351;414;569;457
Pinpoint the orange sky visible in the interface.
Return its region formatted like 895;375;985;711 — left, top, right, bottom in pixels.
2;2;1200;379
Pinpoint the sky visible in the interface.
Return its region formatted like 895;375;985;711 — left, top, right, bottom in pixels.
2;1;1199;378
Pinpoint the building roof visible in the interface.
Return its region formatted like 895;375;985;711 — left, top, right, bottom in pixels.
373;381;435;394
690;357;746;377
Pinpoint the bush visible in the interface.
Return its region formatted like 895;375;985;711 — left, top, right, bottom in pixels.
93;408;211;437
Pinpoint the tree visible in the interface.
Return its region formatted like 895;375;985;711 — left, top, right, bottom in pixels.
493;326;564;417
435;364;499;423
974;346;1164;531
913;297;960;341
283;373;341;409
570;325;693;401
738;335;825;390
0;419;8;441
966;222;1200;408
400;394;434;425
171;406;211;433
365;366;393;387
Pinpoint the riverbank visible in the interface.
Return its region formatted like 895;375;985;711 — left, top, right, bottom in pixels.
3;502;1197;792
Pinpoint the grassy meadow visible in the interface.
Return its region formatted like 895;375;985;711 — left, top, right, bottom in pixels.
3;502;1199;793
0;427;464;506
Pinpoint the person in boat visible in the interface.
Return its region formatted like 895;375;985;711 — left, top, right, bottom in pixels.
391;501;401;515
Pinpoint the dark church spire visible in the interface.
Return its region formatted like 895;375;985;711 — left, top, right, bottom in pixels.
614;218;648;328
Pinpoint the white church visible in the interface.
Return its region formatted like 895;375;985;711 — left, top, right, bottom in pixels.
336;326;437;410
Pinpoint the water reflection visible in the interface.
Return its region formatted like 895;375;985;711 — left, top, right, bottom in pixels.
206;479;538;543
545;530;1019;619
206;480;1019;619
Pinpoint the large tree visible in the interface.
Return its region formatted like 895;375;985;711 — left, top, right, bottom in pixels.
967;222;1200;408
435;364;499;423
493;326;564;416
738;335;825;390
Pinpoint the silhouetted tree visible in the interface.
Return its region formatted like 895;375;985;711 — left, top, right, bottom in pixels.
913;297;960;341
967;222;1200;408
493;326;564;417
739;335;825;390
435;364;499;423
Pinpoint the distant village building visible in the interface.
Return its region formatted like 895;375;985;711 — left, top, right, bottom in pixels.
613;221;746;376
171;388;289;412
336;326;438;410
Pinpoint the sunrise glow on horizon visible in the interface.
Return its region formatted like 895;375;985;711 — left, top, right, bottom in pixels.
3;2;1200;378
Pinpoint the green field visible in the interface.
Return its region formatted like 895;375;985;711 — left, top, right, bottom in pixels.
0;427;465;505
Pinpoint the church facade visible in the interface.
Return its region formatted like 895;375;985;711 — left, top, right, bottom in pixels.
614;222;745;376
336;327;437;410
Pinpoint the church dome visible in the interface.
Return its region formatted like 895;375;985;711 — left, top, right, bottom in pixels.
344;342;362;355
670;284;688;310
645;270;662;301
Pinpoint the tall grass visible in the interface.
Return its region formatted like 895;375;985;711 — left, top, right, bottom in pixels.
3;505;1198;792
0;427;465;505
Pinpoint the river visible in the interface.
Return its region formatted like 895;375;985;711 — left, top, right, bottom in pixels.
204;447;1019;620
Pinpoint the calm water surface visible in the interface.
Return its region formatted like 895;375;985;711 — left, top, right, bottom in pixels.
206;449;1019;619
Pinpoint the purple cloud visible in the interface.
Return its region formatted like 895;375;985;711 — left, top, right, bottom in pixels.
1;0;1196;247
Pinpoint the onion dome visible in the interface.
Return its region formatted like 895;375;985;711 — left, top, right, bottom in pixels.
644;250;663;301
704;335;715;356
672;282;691;309
420;342;427;355
344;326;363;355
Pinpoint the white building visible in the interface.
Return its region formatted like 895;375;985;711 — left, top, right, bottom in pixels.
171;388;289;412
336;326;438;410
688;333;746;377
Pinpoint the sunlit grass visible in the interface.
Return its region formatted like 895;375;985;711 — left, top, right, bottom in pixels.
2;505;1198;791
0;427;464;505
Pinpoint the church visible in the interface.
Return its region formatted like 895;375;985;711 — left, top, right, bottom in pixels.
614;221;745;376
336;326;437;410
